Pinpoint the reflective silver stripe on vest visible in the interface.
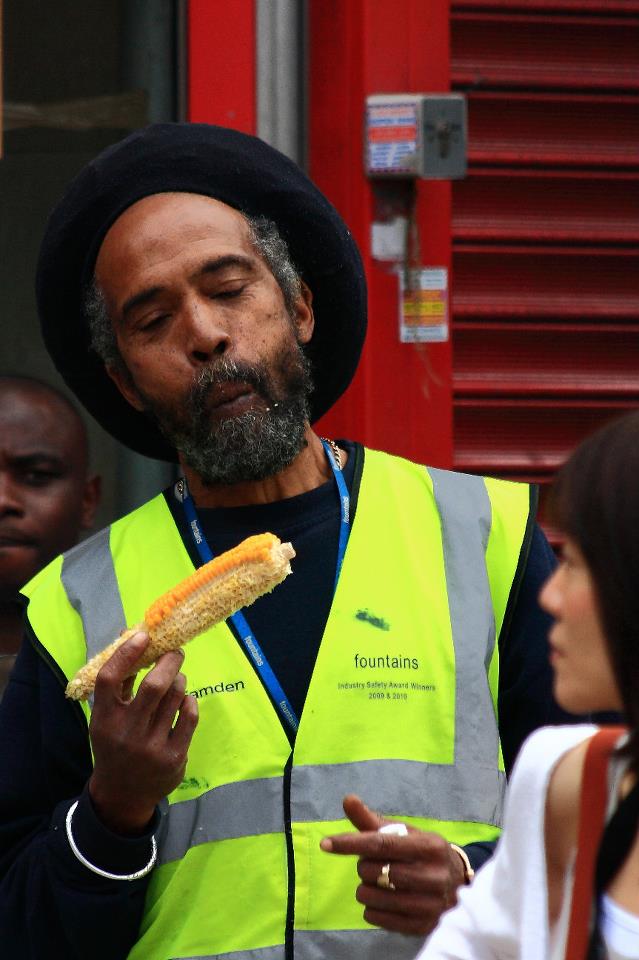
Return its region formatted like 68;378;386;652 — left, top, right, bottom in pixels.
61;526;127;663
291;757;503;826
161;751;503;864
158;776;285;865
428;467;504;817
172;946;284;960
169;930;417;960
295;927;418;960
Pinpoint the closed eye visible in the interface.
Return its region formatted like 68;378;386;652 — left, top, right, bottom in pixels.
213;285;246;301
139;313;171;332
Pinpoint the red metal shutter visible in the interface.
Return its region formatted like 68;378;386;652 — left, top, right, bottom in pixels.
450;0;639;536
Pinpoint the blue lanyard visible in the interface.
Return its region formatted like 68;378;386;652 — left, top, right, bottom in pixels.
320;439;350;591
176;440;350;734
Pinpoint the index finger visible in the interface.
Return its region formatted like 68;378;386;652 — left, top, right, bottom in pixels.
320;830;443;862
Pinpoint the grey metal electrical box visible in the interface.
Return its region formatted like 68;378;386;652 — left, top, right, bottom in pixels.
365;94;467;180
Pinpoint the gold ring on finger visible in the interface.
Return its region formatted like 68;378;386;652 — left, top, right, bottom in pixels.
376;862;396;890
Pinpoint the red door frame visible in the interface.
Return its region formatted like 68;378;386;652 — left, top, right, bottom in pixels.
187;0;256;132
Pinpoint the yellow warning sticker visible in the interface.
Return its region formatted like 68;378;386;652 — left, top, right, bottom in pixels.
399;268;448;342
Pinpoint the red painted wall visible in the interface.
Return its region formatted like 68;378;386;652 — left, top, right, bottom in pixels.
309;0;454;467
188;0;256;132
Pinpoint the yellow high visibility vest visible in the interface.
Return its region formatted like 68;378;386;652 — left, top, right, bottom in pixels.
25;447;533;960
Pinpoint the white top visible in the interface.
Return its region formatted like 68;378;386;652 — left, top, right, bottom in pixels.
601;895;639;960
418;725;597;960
547;740;633;960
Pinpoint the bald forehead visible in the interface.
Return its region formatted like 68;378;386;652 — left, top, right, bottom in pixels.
114;190;247;223
0;380;88;469
97;192;250;259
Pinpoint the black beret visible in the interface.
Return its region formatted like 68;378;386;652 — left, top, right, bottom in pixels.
35;123;367;461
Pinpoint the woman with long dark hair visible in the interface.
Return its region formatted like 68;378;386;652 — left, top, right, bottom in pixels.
420;412;639;959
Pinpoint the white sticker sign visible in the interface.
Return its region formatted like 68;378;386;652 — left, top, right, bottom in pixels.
399;268;449;343
366;101;418;175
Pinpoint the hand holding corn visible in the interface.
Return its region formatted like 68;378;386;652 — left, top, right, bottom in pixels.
66;532;295;700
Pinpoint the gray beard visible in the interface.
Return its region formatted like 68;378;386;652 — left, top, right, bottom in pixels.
139;348;314;485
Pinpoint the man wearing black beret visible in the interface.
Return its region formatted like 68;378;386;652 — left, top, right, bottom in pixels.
0;123;565;960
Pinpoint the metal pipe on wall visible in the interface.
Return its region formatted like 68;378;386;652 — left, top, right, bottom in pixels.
116;0;179;513
256;0;306;167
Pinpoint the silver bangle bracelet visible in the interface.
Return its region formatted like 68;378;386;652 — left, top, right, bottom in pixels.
65;800;157;881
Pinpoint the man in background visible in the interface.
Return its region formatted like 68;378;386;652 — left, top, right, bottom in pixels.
0;376;100;699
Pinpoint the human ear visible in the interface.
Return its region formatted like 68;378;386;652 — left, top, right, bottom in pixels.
80;475;102;530
106;363;145;412
293;281;314;346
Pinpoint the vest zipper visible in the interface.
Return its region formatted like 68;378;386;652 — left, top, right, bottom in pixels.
283;753;295;960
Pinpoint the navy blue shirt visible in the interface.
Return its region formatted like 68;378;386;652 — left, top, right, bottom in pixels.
0;443;572;959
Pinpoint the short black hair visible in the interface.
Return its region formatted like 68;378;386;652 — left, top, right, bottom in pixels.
0;374;87;445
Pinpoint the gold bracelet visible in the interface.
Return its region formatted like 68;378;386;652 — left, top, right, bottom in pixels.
450;843;475;884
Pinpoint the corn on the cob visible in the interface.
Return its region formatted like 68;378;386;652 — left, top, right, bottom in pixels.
65;533;295;701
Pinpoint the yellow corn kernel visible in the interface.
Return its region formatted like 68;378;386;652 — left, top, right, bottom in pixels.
65;533;295;701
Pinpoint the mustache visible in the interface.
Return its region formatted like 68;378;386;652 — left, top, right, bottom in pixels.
190;359;271;405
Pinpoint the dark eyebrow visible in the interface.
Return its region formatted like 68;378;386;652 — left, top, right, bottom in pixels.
121;286;164;325
11;454;66;470
120;255;257;324
195;255;257;280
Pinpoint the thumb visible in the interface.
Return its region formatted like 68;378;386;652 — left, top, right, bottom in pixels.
94;629;149;699
342;794;385;832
